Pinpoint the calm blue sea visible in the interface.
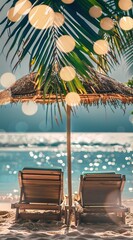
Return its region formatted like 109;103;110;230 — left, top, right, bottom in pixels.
0;133;133;201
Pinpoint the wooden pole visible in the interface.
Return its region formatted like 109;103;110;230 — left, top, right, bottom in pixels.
67;104;72;209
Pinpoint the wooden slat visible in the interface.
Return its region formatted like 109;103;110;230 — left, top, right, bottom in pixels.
83;206;129;213
24;185;60;189
11;203;61;210
24;192;59;196
24;191;60;198
22;169;62;175
24;196;60;201
82;194;119;203
23;180;61;185
83;181;121;185
83;176;122;181
22;174;60;180
84;178;122;181
83;173;121;178
23;183;61;203
84;178;122;182
24;185;60;190
24;198;60;204
24;191;60;199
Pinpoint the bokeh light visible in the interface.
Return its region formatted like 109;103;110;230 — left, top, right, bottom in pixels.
89;6;102;18
7;7;21;22
61;0;75;4
118;0;132;11
15;0;32;15
93;40;109;55
119;16;133;31
56;35;76;53
29;5;54;29
65;92;80;106
100;17;114;31
0;72;16;88
22;101;38;115
60;66;76;81
54;12;65;27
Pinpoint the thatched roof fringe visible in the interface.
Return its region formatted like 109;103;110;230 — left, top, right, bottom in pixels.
0;90;11;105
0;71;133;106
8;93;133;105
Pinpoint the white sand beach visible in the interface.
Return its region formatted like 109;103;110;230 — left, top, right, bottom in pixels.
0;200;133;240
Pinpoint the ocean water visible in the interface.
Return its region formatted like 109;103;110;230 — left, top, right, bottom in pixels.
0;133;133;201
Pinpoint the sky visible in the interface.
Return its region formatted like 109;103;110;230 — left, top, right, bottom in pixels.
0;1;133;133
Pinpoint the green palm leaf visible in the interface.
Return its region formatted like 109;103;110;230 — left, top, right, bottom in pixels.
0;0;133;99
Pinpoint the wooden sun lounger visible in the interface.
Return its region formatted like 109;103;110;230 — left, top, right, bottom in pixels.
76;173;129;224
11;168;64;221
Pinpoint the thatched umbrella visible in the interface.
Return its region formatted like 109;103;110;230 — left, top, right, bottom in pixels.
0;69;133;223
1;68;133;105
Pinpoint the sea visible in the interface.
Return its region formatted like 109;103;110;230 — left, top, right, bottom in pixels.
0;132;133;201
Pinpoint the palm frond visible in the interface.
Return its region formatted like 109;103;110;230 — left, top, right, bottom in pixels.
0;0;133;99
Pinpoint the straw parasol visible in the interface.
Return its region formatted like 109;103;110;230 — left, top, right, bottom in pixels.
0;68;133;223
0;67;133;105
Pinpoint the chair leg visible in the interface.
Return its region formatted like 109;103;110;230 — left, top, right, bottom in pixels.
67;209;70;226
116;211;126;224
78;212;81;225
65;207;67;224
74;208;77;226
122;212;125;224
15;208;19;220
58;208;62;221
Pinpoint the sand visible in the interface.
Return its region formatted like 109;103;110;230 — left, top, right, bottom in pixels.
0;200;133;240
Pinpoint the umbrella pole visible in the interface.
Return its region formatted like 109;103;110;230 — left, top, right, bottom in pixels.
67;104;72;214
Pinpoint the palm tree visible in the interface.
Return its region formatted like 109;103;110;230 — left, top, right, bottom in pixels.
0;0;133;101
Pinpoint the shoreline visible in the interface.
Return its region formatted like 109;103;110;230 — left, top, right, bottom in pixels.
0;132;133;134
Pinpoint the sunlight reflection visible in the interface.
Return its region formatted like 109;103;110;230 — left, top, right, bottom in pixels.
90;167;94;171
36;161;42;166
0;133;133;200
77;159;83;163
117;167;121;171
102;166;107;169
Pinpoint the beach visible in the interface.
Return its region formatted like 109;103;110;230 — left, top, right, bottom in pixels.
0;200;133;240
0;133;133;239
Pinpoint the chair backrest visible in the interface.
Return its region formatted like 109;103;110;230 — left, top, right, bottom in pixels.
19;168;64;205
79;173;125;207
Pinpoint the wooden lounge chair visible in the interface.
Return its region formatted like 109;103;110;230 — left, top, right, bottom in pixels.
11;168;64;221
76;173;129;224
